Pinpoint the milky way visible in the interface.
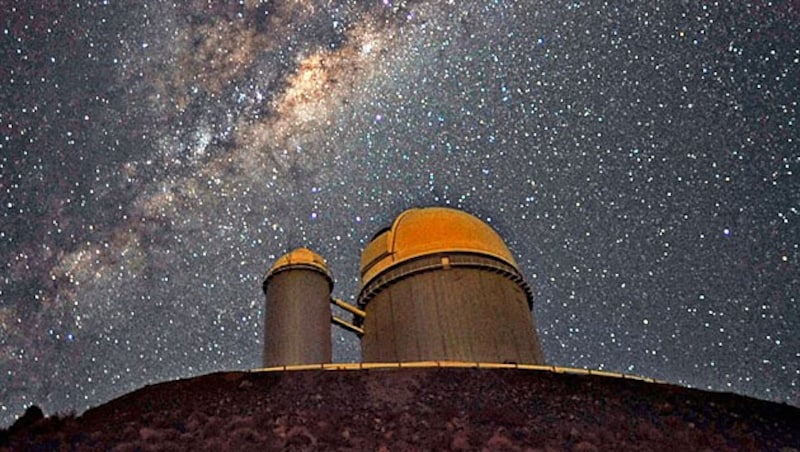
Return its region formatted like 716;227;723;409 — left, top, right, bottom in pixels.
1;1;798;427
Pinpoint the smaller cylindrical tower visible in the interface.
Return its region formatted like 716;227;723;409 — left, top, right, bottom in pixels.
262;248;332;367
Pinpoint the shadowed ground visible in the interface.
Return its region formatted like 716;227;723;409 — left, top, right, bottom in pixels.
2;367;798;450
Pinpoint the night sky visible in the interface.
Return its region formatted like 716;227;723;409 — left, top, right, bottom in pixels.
1;0;798;427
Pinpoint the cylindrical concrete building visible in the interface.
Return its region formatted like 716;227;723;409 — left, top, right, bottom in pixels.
262;248;332;367
356;207;545;364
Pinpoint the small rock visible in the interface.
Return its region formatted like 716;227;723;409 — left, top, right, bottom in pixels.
451;431;470;450
286;425;316;446
657;402;674;414
573;441;599;452
486;427;520;451
636;422;663;441
138;427;162;442
7;405;45;437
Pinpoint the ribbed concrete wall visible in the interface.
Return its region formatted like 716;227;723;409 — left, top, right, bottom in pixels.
360;258;544;364
263;269;331;366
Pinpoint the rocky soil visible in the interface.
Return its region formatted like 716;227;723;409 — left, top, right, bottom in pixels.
2;367;798;450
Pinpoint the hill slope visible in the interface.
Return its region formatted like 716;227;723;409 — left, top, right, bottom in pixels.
2;367;798;450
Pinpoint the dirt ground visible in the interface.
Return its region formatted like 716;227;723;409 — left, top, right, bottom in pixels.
2;367;798;450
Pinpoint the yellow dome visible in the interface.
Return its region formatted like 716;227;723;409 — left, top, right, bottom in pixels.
265;247;332;287
360;207;520;288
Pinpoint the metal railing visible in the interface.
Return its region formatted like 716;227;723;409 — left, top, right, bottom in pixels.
250;360;665;384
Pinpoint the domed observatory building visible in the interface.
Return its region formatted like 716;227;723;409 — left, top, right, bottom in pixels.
356;207;545;364
262;247;333;367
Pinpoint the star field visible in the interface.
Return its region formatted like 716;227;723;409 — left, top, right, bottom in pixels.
1;1;798;427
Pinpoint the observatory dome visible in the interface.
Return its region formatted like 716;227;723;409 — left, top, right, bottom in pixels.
265;247;332;289
360;207;519;288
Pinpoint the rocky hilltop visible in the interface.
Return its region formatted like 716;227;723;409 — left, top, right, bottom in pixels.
2;367;798;450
